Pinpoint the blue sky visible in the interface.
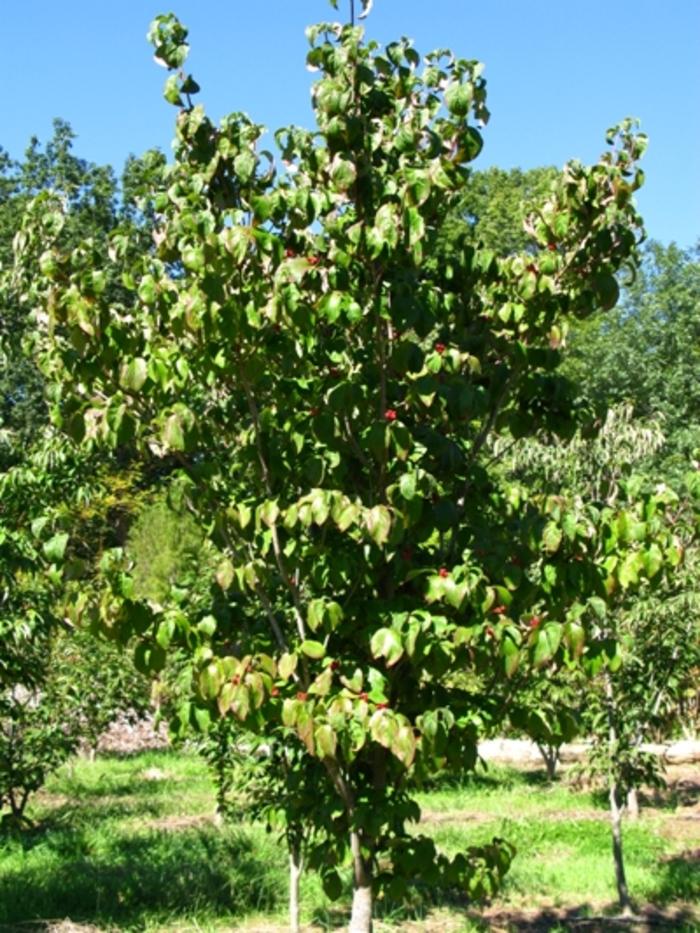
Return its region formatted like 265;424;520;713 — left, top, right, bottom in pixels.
4;1;699;247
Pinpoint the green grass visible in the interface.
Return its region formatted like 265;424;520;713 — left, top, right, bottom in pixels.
415;762;602;816
0;750;293;931
0;751;696;931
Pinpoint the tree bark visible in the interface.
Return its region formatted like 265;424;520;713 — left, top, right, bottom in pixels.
610;782;632;912
537;743;558;781
626;787;639;820
324;760;374;932
348;827;373;933
289;844;302;933
605;672;632;914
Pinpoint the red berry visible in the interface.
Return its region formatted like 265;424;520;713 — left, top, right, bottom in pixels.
285;248;296;258
439;567;449;578
270;687;280;697
527;263;538;274
330;660;340;672
359;692;369;702
296;691;308;701
492;605;507;615
485;626;495;638
435;342;446;354
309;406;320;417
308;255;320;266
232;675;240;685
384;409;397;421
329;366;340;378
529;616;541;629
547;243;557;251
376;702;389;710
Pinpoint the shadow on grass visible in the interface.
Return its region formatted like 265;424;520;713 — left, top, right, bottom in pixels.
586;773;700;814
0;823;282;928
651;846;700;904
50;776;187;803
463;903;700;931
424;765;555;794
313;893;700;932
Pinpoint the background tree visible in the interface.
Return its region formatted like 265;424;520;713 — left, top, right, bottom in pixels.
439;165;558;257
563;240;700;479
504;404;699;911
0;125;169;819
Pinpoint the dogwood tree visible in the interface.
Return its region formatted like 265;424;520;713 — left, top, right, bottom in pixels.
13;8;680;929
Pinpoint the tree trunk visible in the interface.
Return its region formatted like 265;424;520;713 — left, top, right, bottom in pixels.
289;844;302;933
324;761;374;932
349;881;373;933
537;743;558;781
609;782;632;913
605;672;632;914
348;828;373;933
626;787;639;820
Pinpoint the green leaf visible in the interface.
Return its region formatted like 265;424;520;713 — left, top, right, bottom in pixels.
618;551;641;589
588;596;607;619
300;640;326;660
197;615;217;637
445;82;473;117
181;244;205;271
43;532;69;562
278;652;298;681
319;291;345;323
164;74;183;106
374;204;399;251
322;870;343;901
443;579;468;610
315;723;337;759
330;156;357;192
365;505;392;547
120;357;148;392
156;617;176;650
405;207;425;247
335;501;361;532
282;698;300;727
326;601;344;630
370;708;398;749
163;413;185;451
259;499;280;527
564;621;585;658
399;472;417;501
393;722;417;768
199;662;222;700
215;558;234;590
642;543;663;579
307;599;324;632
593;273;620;311
533;623;563;668
192;705;211;733
502;637;520;678
231;685;251;720
218;681;235;715
234;150;256;183
370;627;404;667
542;522;563;554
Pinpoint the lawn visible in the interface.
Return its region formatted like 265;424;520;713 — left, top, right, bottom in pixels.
0;750;697;931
